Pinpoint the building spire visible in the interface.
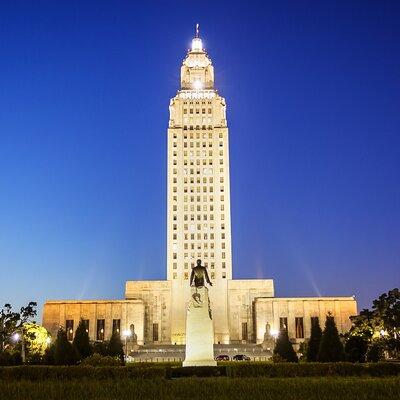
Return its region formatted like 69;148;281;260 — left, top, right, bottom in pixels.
191;24;203;52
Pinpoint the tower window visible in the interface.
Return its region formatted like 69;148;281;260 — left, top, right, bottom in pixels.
153;323;159;342
96;319;105;341
112;319;121;334
66;320;74;341
295;317;304;339
242;322;248;341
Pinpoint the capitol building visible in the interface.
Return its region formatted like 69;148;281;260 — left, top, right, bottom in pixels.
43;29;357;348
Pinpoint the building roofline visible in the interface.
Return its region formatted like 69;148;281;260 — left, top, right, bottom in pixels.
255;296;356;301
44;299;143;304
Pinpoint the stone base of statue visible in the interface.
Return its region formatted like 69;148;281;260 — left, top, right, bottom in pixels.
261;336;275;352
183;286;216;367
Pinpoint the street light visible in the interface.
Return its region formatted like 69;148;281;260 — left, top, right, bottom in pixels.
11;330;26;363
270;329;279;339
122;329;132;360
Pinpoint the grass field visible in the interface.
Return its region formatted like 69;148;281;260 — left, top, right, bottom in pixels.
1;377;399;400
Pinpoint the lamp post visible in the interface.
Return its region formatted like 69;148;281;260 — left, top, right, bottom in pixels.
12;330;26;364
122;329;131;360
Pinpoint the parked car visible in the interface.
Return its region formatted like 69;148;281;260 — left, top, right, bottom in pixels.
233;354;251;361
215;354;230;361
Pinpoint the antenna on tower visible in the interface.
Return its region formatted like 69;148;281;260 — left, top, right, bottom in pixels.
195;23;200;38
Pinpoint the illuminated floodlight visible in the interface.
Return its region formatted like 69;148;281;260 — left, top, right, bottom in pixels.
193;80;203;90
122;329;131;338
12;333;20;342
270;329;279;338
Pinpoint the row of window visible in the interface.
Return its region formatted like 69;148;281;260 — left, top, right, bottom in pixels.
181;214;218;222
173;251;227;259
180;168;215;175
173;214;225;222
173;240;226;251
172;132;223;139
181;242;217;250
171;223;224;233
173;141;224;148
173;186;225;194
173;232;226;240
173;157;224;167
172;271;226;280
182;195;225;202
172;195;220;203
182;101;212;105
65;319;122;342
173;223;226;231
183;108;212;114
172;261;227;269
278;316;322;339
183;125;213;130
173;203;224;211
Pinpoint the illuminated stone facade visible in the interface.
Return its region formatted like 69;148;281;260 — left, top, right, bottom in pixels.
42;30;357;346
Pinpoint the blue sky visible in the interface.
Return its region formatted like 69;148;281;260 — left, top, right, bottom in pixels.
0;1;399;319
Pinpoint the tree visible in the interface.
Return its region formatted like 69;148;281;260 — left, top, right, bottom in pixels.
306;318;322;361
366;341;384;362
107;331;124;363
0;302;37;363
54;328;79;365
345;335;368;362
318;314;344;362
22;323;50;362
73;320;92;359
92;340;109;356
349;288;400;359
273;328;298;362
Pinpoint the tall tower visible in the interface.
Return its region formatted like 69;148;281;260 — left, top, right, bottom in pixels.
167;27;232;344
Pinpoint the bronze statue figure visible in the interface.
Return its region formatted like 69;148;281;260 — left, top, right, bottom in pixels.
190;259;213;287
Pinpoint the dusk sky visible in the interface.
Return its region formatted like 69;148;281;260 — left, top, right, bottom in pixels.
1;1;399;318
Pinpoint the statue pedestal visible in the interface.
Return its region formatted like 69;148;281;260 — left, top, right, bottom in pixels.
183;286;216;367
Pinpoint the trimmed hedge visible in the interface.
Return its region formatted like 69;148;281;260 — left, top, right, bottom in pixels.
166;366;228;378
227;362;400;378
0;362;399;381
0;365;166;380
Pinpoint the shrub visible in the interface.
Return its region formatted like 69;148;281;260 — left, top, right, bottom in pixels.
167;366;227;378
107;331;124;363
307;318;322;361
345;335;368;362
318;315;344;362
43;343;55;365
0;350;22;366
92;341;109;356
0;362;399;381
366;342;384;362
54;328;79;366
80;353;122;366
73;320;92;359
0;365;165;380
274;328;298;362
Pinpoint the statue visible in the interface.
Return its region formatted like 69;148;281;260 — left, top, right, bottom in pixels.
129;324;138;345
262;321;275;352
126;324;138;353
190;259;213;288
189;259;213;312
183;258;216;366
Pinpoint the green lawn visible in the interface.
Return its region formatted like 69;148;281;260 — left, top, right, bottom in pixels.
1;377;399;400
